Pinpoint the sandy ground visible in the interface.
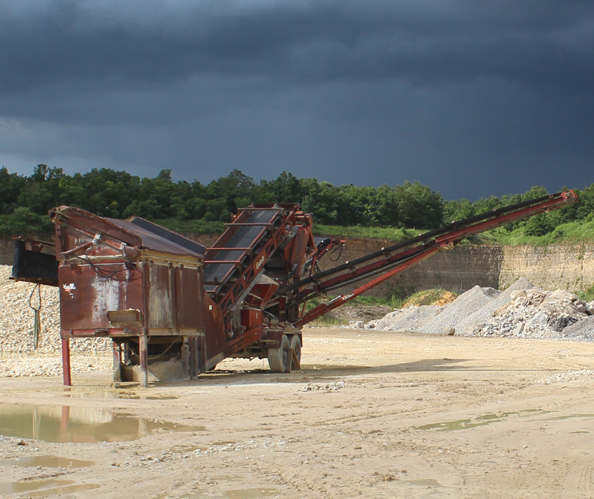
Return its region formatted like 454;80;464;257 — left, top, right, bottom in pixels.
2;329;594;498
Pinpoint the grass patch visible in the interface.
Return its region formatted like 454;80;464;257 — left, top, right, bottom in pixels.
577;285;594;302
307;316;350;327
402;289;458;307
303;289;423;316
305;294;405;312
480;220;594;246
313;224;420;241
314;220;594;246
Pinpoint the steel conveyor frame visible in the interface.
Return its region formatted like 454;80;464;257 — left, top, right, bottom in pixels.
290;190;578;326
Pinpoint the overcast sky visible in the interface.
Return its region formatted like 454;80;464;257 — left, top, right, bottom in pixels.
1;0;593;200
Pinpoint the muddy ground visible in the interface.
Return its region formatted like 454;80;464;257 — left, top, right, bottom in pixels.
2;328;594;498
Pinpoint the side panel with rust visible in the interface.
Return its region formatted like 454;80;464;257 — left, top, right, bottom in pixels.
175;266;204;330
202;293;226;366
59;263;144;332
146;264;174;329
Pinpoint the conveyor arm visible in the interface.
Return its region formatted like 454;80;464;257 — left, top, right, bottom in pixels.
290;190;578;327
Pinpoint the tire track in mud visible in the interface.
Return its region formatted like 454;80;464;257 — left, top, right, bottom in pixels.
561;459;594;498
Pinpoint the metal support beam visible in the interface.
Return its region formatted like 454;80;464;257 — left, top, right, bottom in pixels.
139;334;148;388
113;341;121;383
61;338;71;386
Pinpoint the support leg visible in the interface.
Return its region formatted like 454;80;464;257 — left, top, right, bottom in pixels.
197;334;206;375
181;337;189;380
61;337;71;386
139;335;148;388
113;341;122;383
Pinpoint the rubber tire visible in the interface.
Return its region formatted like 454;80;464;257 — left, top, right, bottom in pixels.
290;335;301;370
268;334;291;373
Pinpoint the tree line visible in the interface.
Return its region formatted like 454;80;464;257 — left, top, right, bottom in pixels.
1;164;592;236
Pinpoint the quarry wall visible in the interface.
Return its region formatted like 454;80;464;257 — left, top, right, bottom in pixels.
2;233;593;295
316;239;594;296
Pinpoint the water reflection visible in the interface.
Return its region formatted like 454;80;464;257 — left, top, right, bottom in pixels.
0;404;204;443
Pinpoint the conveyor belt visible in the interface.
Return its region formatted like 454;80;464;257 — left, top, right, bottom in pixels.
204;210;279;292
203;206;295;312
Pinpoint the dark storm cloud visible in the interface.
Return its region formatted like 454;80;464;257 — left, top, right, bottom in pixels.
1;0;594;199
1;0;593;92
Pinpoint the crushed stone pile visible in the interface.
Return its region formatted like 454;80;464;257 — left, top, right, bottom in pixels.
559;316;594;341
471;288;592;339
0;265;110;368
364;277;594;341
415;285;500;336
365;305;442;333
453;278;535;336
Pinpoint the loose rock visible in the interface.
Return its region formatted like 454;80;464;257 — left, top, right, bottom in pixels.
1;265;110;377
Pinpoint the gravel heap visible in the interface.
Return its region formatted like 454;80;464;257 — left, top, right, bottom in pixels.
365;305;442;333
0;265;110;375
417;285;500;336
0;356;112;377
453;277;535;336
471;288;592;339
364;277;594;341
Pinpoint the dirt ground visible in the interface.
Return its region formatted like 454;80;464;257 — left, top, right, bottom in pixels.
2;328;594;498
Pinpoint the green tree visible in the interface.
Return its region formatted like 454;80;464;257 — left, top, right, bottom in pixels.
395;181;443;229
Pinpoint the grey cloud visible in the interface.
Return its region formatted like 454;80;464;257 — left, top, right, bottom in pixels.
1;0;594;200
1;0;593;93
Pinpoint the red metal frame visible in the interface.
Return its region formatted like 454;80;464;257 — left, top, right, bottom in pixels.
203;206;295;310
13;190;579;385
293;190;578;327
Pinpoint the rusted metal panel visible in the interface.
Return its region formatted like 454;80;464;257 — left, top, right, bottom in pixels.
51;206;205;259
59;263;144;333
175;266;204;330
241;309;263;330
202;293;226;364
146;263;173;329
108;218;206;258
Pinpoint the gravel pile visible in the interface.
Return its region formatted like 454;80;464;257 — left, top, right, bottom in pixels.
453;278;535;336
0;355;112;377
1;265;110;376
559;316;594;341
365;305;442;333
471;288;592;339
365;277;594;341
416;285;500;335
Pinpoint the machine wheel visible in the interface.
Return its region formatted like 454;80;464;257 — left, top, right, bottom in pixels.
290;335;301;371
268;334;291;373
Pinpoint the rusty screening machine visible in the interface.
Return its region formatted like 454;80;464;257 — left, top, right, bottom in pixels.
12;190;578;386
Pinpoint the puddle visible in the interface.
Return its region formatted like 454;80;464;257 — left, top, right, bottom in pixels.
0;404;205;443
0;455;94;468
0;479;99;496
416;410;541;431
